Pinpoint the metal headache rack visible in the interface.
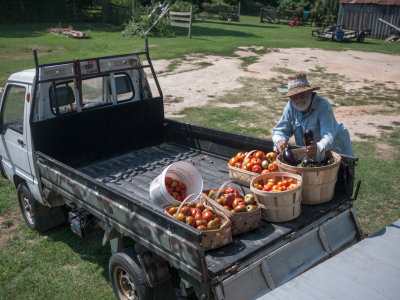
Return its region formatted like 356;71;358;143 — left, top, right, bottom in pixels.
31;39;163;115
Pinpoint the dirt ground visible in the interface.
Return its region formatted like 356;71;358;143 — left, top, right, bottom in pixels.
150;48;400;142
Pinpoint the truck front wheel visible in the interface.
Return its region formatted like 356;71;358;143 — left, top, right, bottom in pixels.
18;182;39;230
109;248;154;300
17;182;66;231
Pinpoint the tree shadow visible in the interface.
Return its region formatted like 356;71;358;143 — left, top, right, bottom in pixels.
0;22;122;38
46;225;112;281
171;25;257;38
197;20;280;29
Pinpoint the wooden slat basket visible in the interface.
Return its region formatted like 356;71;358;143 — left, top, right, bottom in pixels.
250;173;303;222
228;150;259;187
164;194;232;251
276;149;341;205
201;181;261;235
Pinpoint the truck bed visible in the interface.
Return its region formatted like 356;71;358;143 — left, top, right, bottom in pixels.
77;141;355;277
35;116;359;297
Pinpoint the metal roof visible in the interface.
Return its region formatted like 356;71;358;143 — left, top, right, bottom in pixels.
257;219;400;300
340;0;400;5
8;69;36;84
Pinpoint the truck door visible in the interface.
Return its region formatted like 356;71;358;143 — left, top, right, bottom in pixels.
0;83;33;184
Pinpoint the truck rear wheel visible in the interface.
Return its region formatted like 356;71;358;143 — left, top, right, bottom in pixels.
109;248;154;300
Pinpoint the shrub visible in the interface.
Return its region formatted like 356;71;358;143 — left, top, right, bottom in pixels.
121;11;174;38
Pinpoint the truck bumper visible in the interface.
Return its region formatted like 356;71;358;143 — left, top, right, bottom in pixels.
213;206;362;300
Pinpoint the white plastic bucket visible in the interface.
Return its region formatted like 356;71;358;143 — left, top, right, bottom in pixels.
149;161;203;209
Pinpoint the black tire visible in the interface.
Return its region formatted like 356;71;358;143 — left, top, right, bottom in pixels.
17;182;39;230
109;248;154;300
17;182;66;231
357;32;365;43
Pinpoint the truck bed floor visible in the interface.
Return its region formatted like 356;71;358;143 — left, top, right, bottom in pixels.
79;142;350;276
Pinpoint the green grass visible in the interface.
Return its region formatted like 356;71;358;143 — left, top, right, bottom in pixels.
0;15;399;299
0;16;399;85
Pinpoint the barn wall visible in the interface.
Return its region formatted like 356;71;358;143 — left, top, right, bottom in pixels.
338;4;400;38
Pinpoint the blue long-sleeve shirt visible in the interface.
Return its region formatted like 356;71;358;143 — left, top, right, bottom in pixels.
272;93;354;157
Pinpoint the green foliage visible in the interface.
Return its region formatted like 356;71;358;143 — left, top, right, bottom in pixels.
202;0;235;14
310;0;339;26
170;0;195;12
241;1;267;16
121;10;174;38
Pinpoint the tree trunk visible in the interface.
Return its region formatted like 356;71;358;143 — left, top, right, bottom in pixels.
102;0;110;23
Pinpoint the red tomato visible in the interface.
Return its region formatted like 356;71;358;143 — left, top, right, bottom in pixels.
196;219;207;227
263;182;274;191
234;162;242;169
229;157;238;166
202;210;214;223
244;152;253;159
253;151;265;160
222;194;235;207
232;197;244;208
281;180;290;187
261;169;271;174
180;191;187;200
180;206;190;216
165;176;173;186
252;164;262;173
268;163;278;172
243;158;252;166
236;152;245;161
265;152;277;163
251;157;262;166
191;208;202;218
287;183;298;190
243;164;251;171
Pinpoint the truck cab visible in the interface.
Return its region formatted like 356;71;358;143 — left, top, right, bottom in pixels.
0;69;36;196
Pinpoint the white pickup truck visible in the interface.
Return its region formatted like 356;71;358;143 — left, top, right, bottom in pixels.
0;40;362;300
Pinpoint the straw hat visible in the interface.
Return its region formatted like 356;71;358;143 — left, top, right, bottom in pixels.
284;74;320;97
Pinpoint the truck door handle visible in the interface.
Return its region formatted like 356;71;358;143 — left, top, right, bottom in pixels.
17;138;25;147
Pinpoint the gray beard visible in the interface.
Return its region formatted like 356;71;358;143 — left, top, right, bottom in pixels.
292;95;312;112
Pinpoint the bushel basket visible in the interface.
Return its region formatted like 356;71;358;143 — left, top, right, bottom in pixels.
164;194;232;251
201;181;261;235
250;172;303;222
276;149;341;205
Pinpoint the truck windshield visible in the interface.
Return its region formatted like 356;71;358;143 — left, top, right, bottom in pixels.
1;85;25;134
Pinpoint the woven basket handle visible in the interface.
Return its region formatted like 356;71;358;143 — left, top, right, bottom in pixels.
241;150;257;170
214;180;246;201
176;193;201;215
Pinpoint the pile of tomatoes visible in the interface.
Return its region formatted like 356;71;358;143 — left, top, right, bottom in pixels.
207;187;258;213
167;202;222;231
253;178;299;192
228;150;278;174
165;177;187;202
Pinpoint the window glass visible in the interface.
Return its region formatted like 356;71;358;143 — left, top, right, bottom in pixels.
1;85;26;134
114;73;135;102
81;76;110;108
49;82;77;114
49;73;134;115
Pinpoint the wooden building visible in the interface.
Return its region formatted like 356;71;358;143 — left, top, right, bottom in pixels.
337;0;400;39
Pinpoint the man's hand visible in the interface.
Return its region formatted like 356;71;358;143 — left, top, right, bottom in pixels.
276;140;288;154
305;140;317;157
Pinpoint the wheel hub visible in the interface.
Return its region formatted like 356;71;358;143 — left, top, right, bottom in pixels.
115;266;138;300
23;194;34;224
